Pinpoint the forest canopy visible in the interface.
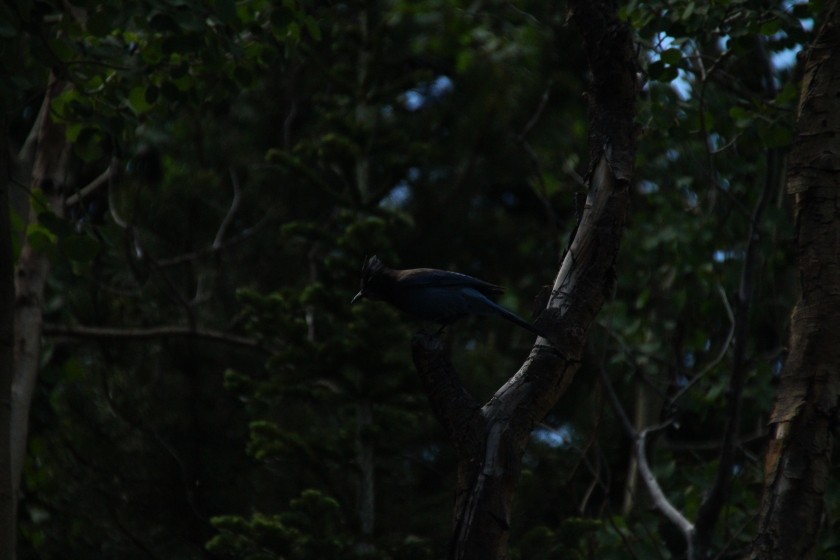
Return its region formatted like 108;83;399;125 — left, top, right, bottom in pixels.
1;0;837;559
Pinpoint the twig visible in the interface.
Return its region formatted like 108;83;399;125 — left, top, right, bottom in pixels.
597;361;636;439
517;83;553;143
156;210;274;267
108;161;128;229
212;168;242;250
669;284;735;405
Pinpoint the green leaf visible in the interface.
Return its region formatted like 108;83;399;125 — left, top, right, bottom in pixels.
286;20;300;43
660;47;682;66
759;124;793;149
61;234;100;263
38;211;74;238
145;84;159;104
759;19;780;36
74;128;104;162
647;60;665;80
658;65;679;82
128;85;153;114
706;379;726;402
63;357;88;380
86;10;112;36
303;15;321;41
149;12;179;32
26;223;57;255
213;0;237;24
729;106;753;128
47;37;75;61
160;80;182;102
774;82;799;106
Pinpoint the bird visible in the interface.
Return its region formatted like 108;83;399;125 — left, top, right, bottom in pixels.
351;255;549;339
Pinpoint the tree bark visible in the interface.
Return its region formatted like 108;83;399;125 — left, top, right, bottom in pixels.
0;118;17;560
411;1;637;557
12;77;69;514
750;3;840;558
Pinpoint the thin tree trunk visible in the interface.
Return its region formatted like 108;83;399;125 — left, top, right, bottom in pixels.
12;77;69;502
0;118;18;560
750;3;840;558
355;401;376;553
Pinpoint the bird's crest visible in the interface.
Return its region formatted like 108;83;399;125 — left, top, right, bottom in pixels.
361;255;384;287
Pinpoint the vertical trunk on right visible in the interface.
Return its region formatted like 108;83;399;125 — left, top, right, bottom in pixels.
751;4;840;558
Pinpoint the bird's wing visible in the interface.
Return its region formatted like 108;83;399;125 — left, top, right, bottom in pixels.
396;268;504;297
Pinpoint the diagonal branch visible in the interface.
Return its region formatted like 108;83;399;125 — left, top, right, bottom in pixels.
64;160;115;207
409;2;637;557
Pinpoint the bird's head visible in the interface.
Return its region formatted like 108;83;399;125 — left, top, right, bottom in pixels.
351;255;387;304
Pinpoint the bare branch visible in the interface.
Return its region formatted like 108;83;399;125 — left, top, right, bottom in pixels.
598;348;697;553
517;83;553;143
65;160;115;207
596;360;636;439
636;422;695;547
669;284;735;405
108;163;128;229
156;210;274;267
213;168;242;250
42;323;268;352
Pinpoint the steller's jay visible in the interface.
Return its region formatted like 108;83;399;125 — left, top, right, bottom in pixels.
351;255;548;338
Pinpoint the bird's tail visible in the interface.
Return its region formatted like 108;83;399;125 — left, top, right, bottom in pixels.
484;298;550;340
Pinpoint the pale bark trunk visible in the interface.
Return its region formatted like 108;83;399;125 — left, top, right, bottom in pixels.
12;77;69;506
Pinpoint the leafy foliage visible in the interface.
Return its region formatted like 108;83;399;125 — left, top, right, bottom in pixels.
5;0;839;559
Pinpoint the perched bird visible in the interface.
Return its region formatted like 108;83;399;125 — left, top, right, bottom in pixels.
351;255;548;338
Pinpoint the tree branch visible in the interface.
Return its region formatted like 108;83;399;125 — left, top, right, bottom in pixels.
213;168;242;250
41;323;268;353
669;284;735;406
64;160;115;207
598;351;697;552
410;333;484;459
637;422;695;547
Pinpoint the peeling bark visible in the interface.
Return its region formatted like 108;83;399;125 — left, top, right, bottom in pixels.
751;4;840;559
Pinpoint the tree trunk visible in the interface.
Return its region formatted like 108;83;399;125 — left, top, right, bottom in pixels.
750;4;840;558
412;2;637;557
0;118;17;560
12;77;69;512
355;401;376;553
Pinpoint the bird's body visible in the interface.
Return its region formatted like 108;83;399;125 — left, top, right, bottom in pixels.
352;256;547;338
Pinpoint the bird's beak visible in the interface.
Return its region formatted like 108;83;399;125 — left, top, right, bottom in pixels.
351;291;364;305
